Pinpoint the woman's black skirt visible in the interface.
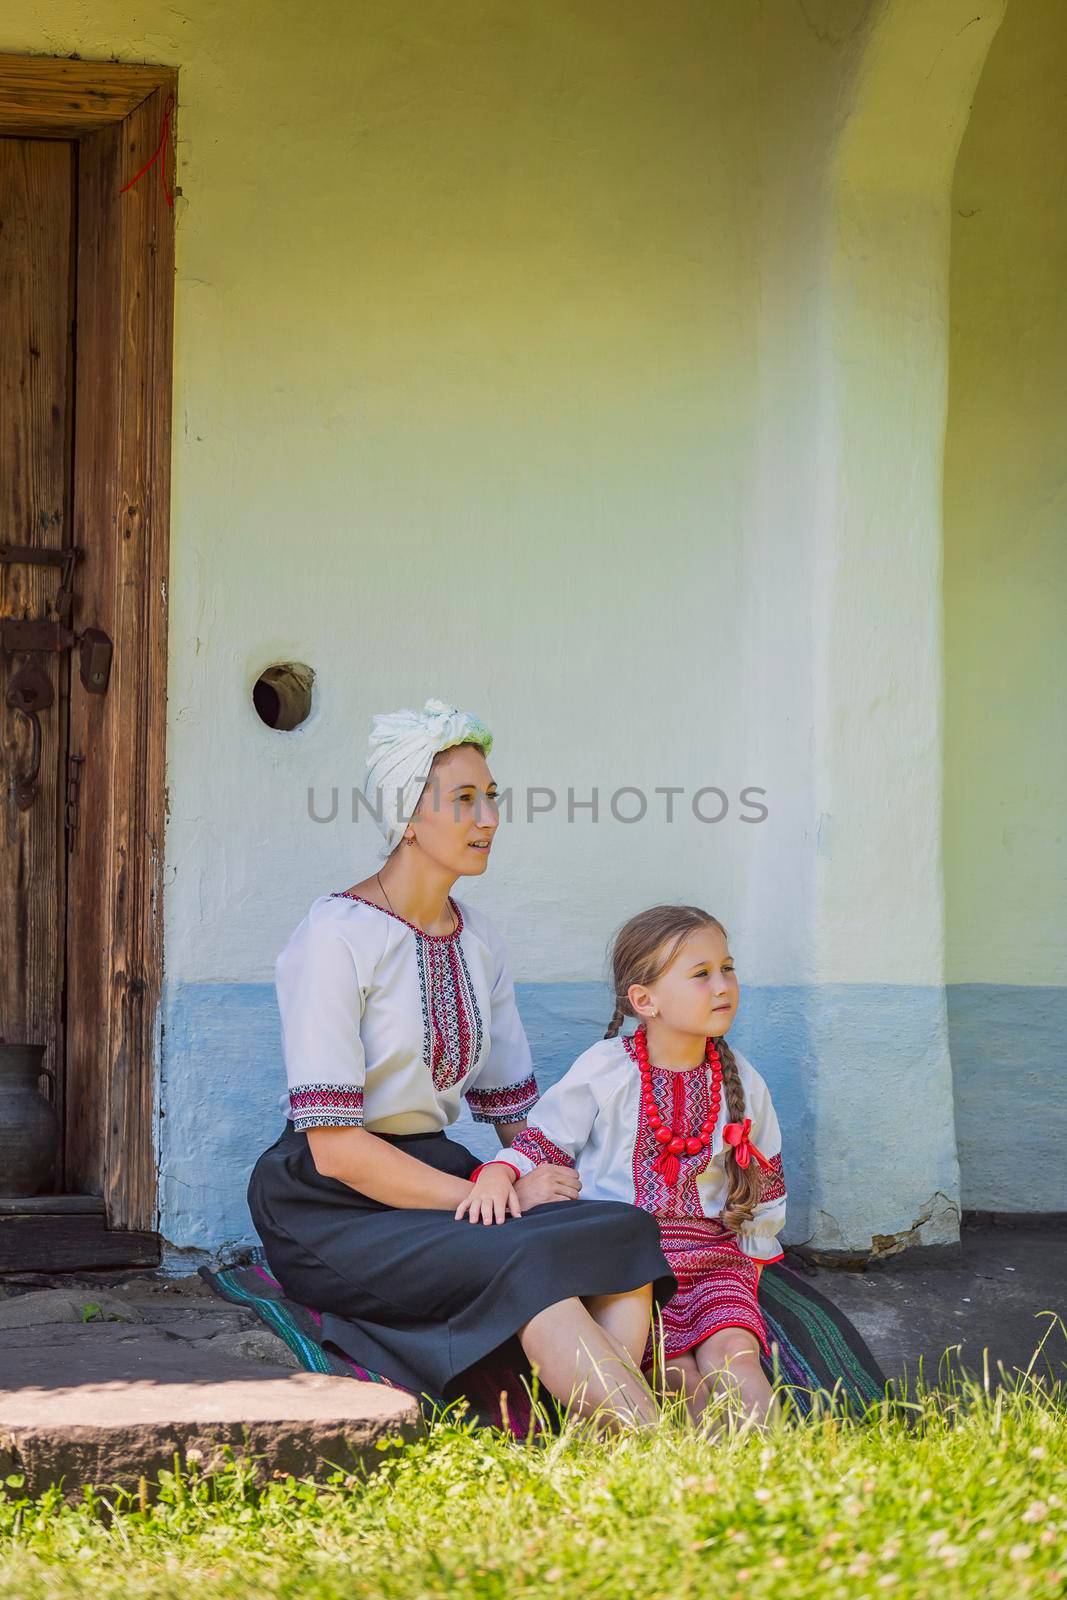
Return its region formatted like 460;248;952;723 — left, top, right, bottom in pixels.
248;1123;675;1404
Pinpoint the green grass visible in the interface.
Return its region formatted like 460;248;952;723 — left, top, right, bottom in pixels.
1;1348;1065;1600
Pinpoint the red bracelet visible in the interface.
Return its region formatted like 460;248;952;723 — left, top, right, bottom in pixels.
470;1160;521;1183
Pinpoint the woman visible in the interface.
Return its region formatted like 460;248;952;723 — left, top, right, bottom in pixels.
248;699;674;1428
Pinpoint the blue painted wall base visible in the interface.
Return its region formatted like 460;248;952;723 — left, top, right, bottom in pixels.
948;984;1067;1213
157;978;1063;1253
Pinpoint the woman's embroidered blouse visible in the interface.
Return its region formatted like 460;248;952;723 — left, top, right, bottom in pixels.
275;892;538;1136
486;1035;786;1264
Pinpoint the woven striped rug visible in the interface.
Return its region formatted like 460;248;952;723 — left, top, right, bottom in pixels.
201;1255;887;1433
757;1260;888;1414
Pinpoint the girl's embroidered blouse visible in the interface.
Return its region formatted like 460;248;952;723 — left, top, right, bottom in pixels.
483;1036;786;1264
275;893;538;1136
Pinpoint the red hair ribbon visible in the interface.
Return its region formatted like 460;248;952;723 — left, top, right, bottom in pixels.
722;1118;772;1171
119;94;175;209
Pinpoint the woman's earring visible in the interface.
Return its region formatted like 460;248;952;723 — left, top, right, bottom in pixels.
403;833;415;846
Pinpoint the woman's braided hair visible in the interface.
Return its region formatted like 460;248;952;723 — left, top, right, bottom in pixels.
604;904;762;1230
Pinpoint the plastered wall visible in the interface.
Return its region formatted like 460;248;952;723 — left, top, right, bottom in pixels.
943;0;1067;1211
2;1;1033;1256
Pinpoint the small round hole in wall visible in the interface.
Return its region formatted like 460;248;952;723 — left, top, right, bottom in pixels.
252;662;315;731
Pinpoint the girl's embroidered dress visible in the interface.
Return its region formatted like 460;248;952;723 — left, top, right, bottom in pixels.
248;894;674;1404
485;1035;786;1364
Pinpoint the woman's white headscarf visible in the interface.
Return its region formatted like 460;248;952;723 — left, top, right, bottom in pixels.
362;698;493;852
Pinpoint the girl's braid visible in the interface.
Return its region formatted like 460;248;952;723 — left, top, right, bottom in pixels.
603;1002;626;1039
716;1036;763;1231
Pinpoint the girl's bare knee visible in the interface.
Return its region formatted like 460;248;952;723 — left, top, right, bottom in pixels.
701;1328;762;1367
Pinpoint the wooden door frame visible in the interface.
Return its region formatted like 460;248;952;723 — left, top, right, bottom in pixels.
0;55;176;1239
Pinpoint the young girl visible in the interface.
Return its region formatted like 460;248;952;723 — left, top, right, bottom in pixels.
459;904;787;1427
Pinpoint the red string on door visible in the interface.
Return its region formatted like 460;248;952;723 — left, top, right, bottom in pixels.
118;94;175;209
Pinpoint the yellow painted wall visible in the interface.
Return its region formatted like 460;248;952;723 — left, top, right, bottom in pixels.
944;0;1067;987
944;0;1067;1211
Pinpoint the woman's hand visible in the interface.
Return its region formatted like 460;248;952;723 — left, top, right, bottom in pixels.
514;1164;581;1212
454;1165;522;1226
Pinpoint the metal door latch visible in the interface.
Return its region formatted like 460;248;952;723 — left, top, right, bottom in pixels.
5;657;53;810
1;543;113;812
0;617;113;696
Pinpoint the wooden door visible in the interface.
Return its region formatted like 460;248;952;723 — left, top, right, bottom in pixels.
0;58;176;1268
0;137;77;1183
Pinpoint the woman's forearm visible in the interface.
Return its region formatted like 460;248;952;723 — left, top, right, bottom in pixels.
306;1126;472;1210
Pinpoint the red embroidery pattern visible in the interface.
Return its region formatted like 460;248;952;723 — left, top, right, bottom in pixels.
758;1151;786;1204
330;893;484;1093
465;1072;539;1124
622;1035;716;1220
330;892;465;944
416;932;484;1091
643;1215;769;1366
289;1083;364;1130
510;1126;575;1169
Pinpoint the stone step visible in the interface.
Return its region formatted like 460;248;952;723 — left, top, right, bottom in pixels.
0;1321;420;1497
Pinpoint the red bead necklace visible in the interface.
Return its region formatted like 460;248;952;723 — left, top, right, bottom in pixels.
633;1025;722;1187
